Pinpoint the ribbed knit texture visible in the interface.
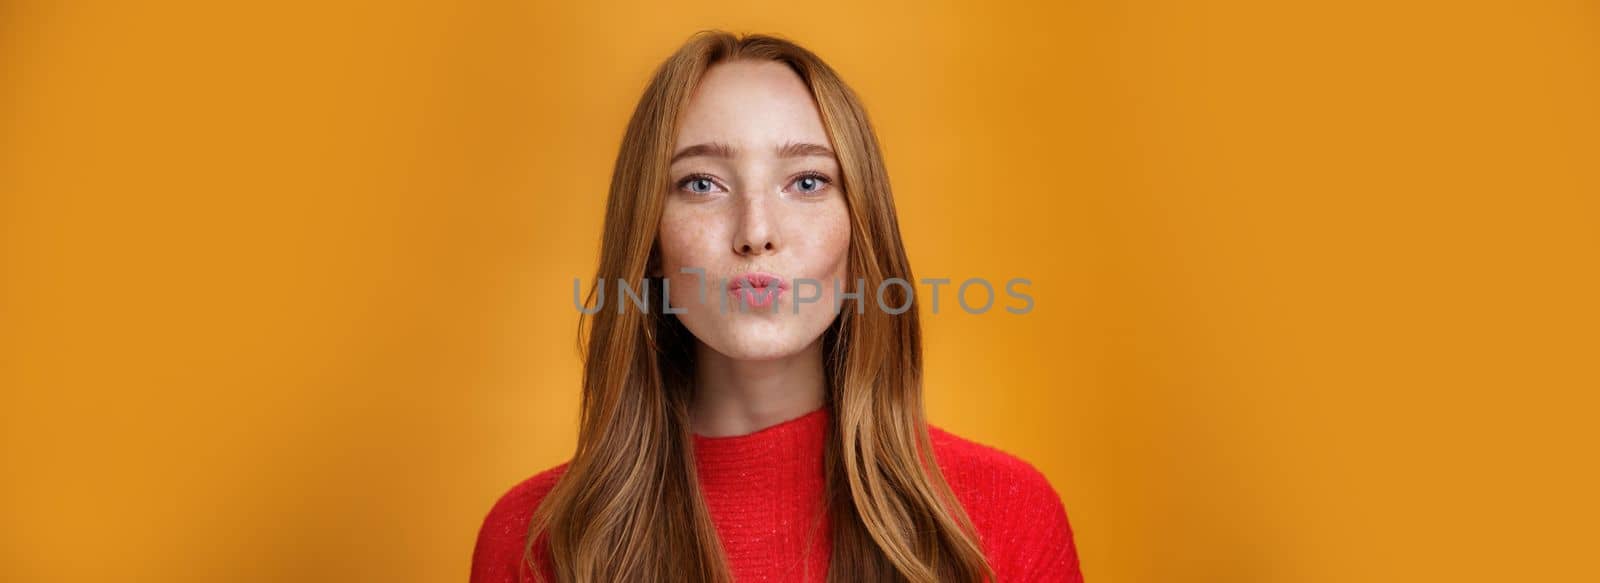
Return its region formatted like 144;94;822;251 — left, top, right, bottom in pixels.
470;407;1084;582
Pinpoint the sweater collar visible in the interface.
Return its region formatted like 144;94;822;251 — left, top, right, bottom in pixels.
690;406;830;468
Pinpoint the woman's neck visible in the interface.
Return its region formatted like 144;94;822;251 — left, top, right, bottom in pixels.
689;338;827;437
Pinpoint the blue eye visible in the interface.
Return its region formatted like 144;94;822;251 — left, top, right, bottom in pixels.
790;173;830;194
679;175;722;195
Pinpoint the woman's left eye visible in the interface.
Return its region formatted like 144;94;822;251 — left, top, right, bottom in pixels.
789;174;831;194
677;174;724;195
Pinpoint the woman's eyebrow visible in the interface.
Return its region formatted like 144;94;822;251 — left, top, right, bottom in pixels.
670;142;735;164
670;141;836;164
777;142;835;159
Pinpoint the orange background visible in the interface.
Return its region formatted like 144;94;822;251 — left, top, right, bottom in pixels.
3;1;1597;581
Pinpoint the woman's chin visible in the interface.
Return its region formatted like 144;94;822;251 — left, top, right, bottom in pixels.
706;334;809;362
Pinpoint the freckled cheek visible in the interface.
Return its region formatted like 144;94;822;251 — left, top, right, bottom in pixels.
792;203;851;282
659;209;719;269
658;209;723;308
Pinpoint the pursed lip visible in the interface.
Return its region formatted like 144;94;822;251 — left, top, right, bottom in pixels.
726;271;790;292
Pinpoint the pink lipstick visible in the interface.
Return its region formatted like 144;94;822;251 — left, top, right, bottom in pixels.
727;271;789;309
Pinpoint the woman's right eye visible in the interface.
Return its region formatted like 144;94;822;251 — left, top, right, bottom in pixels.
678;175;724;195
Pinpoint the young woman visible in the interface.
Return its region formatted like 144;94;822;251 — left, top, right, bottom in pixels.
471;31;1084;582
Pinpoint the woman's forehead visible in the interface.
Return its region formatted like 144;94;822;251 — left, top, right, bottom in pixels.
675;61;830;152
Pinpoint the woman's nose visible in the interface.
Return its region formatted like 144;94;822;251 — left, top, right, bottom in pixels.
732;196;778;256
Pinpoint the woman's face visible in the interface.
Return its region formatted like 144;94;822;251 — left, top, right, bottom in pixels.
657;60;850;361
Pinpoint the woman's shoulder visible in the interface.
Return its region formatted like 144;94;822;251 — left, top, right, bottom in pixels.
928;422;1075;509
927;424;1086;582
485;462;569;519
470;462;568;583
927;424;1059;500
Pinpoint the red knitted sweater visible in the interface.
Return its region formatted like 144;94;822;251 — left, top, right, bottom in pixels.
470;407;1084;582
